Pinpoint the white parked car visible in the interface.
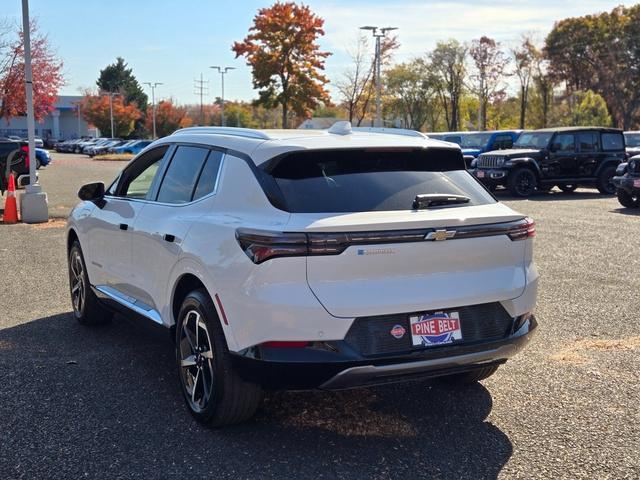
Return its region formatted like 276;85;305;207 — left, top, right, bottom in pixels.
67;123;538;426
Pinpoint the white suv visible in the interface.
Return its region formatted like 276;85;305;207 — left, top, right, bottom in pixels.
67;123;538;426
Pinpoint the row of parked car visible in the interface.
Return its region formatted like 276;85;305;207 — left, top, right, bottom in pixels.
426;127;639;208
55;138;153;156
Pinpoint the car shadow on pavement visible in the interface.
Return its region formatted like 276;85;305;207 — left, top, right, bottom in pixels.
610;207;640;216
0;312;512;479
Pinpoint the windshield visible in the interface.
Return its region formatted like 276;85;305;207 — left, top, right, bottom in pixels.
624;133;640;148
459;133;492;149
514;132;553;149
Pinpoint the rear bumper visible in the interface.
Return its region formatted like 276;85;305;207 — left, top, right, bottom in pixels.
230;314;536;390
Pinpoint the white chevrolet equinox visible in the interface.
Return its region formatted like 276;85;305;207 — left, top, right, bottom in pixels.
67;123;538;426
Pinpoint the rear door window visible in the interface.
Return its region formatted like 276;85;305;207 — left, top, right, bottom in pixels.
156;146;209;204
601;132;624;151
552;134;575;152
578;132;599;152
265;148;495;213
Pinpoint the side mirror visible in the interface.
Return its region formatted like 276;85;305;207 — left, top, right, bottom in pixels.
78;182;105;207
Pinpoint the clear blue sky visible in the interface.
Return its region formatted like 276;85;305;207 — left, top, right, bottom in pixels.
2;0;629;104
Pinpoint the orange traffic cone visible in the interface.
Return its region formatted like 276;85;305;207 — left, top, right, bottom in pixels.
2;173;18;224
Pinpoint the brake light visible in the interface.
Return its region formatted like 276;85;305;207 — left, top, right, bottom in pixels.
507;217;536;241
20;145;30;167
235;229;308;264
236;228;423;264
261;341;309;348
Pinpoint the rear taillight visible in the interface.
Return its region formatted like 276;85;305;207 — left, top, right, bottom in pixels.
237;218;536;264
235;229;308;264
236;228;425;264
507;217;536;241
20;146;30;167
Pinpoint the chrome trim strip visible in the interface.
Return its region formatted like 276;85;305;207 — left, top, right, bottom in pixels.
320;344;517;390
94;285;163;325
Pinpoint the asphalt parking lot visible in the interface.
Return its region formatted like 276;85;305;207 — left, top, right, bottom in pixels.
1;154;639;479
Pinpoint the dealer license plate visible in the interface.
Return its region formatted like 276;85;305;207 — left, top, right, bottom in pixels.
476;170;485;178
409;312;462;347
633;179;640;188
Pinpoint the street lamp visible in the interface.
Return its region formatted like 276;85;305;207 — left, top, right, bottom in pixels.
210;66;235;126
144;82;163;139
99;91;117;138
360;25;398;127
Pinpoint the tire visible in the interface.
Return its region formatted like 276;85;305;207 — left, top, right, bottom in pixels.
36;159;42;169
175;289;263;427
507;168;537;197
439;365;500;385
617;188;640;208
68;241;112;325
596;166;617;194
559;184;578;193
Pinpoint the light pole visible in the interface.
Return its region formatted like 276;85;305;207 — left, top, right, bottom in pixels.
360;26;397;127
19;0;48;223
100;91;117;137
210;66;235;126
144;82;163;138
108;92;114;137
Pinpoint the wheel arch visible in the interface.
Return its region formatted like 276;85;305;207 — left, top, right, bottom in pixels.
507;158;541;177
67;228;79;253
594;158;622;177
169;270;238;349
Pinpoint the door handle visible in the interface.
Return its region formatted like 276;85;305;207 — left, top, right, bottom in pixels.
163;233;175;243
119;223;129;231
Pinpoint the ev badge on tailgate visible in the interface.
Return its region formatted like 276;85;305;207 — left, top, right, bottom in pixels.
425;229;457;241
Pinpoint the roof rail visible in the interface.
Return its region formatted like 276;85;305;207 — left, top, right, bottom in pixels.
172;126;272;140
350;126;427;138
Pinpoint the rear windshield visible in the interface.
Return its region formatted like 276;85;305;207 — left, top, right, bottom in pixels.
265;149;495;213
624;133;640;148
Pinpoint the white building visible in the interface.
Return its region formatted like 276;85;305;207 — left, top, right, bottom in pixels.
0;95;91;142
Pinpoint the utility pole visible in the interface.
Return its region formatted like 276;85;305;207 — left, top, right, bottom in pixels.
20;0;48;223
360;26;398;127
210;66;235;126
194;74;209;125
144;82;163;138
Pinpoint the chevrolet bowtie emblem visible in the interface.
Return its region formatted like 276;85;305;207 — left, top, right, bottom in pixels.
425;229;457;241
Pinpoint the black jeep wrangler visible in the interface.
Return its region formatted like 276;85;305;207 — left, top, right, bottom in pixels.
470;127;626;197
612;154;640;208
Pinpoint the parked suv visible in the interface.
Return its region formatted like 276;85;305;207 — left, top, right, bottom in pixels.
471;127;625;196
428;131;521;168
613;155;640;208
67;124;538;426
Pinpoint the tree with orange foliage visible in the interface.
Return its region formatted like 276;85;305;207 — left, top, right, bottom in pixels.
0;20;64;122
146;100;192;138
80;93;142;138
232;2;331;128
